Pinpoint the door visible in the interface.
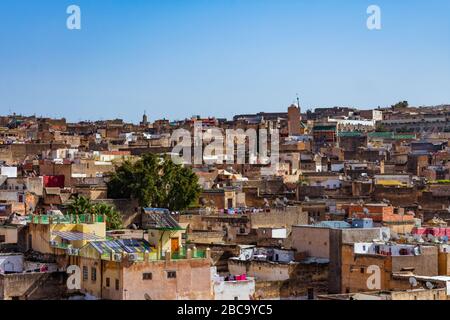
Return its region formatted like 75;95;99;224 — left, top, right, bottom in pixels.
171;238;180;253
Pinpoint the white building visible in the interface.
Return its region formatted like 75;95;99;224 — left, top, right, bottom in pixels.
211;267;256;300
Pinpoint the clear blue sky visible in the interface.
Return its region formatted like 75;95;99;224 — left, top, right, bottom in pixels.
0;0;449;123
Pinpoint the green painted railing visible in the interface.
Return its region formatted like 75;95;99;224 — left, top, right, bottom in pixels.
49;242;70;250
27;214;106;224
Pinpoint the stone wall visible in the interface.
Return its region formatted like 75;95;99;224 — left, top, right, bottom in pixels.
252;261;329;299
0;272;67;300
250;206;307;231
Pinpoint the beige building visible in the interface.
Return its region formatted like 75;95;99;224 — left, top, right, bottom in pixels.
73;239;213;300
291;225;331;259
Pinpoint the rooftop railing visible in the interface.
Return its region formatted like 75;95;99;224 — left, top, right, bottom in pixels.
27;214;106;225
94;248;208;262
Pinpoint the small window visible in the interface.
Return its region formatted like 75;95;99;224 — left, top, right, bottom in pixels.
106;278;110;287
91;267;97;281
115;279;120;290
360;268;365;274
83;266;88;281
167;271;177;279
0;235;5;243
143;273;152;280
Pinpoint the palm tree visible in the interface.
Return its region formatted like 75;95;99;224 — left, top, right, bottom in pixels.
91;203;123;230
67;195;92;215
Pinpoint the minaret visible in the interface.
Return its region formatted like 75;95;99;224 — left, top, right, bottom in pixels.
288;98;302;136
142;111;148;126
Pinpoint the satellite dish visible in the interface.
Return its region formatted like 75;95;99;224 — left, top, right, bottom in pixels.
144;293;152;300
381;231;389;241
425;282;434;290
409;277;418;287
363;208;369;216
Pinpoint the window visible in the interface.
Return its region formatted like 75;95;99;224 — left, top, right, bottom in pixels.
115;279;120;290
360;268;365;274
106;278;110;287
143;273;152;280
167;271;177;279
91;267;97;282
83;266;88;281
0;235;5;243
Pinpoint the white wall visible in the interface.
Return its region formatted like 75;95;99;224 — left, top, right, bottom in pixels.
211;266;255;300
0;254;24;273
272;228;287;239
0;167;17;178
214;280;256;300
272;249;294;263
353;243;418;256
331;163;345;172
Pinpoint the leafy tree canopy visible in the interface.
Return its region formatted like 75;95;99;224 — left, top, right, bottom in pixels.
391;101;409;109
107;153;201;211
67;195;123;230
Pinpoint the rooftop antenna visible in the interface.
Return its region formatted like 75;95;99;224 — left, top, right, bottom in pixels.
296;93;301;109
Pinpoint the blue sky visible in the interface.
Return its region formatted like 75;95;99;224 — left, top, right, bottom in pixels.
0;0;449;122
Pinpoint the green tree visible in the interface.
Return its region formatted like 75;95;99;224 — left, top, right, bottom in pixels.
91;203;123;230
391;101;409;109
67;195;123;230
107;154;201;211
67;195;93;215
